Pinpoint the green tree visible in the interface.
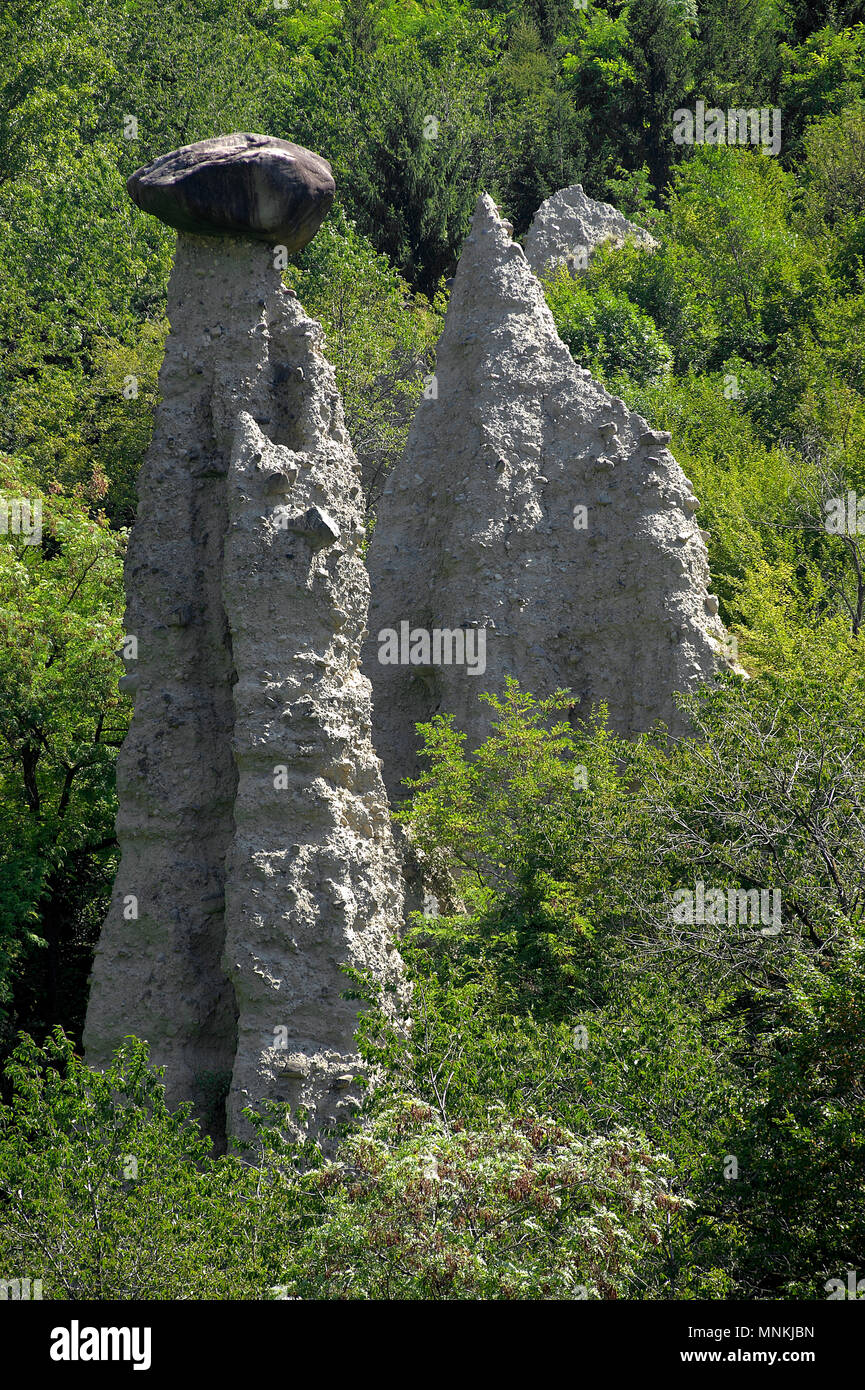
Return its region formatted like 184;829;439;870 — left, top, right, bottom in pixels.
625;0;698;189
340;53;485;293
491;18;588;230
779;23;865;157
544;265;674;383
0;1030;301;1298
693;0;783;111
287;208;444;506
283;1099;681;1300
695;944;865;1297
0;462;127;1055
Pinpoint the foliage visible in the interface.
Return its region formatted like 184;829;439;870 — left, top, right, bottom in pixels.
0;462;127;1057
2;0;865;1304
287;208;444;505
544;265;673;383
282;1099;680;1300
695;944;865;1298
779;22;865;155
393;645;865;1295
0;1030;301;1299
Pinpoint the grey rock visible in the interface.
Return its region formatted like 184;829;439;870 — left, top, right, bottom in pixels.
365;194;737;805
524;183;657;278
282;505;341;548
640;429;672;447
222;409;406;1145
127;133;335;251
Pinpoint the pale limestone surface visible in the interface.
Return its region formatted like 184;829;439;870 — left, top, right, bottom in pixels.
84;233;404;1144
524;183;657;277
364;194;734;805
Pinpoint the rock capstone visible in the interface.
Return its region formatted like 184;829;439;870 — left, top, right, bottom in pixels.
127;133;335;252
364;194;736;805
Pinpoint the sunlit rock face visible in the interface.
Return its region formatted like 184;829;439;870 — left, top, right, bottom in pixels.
524;182;657;277
84;142;404;1149
365;193;732;805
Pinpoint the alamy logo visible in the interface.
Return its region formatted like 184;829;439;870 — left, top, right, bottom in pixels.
50;1321;152;1371
671;881;781;935
824;491;865;535
826;1270;865;1299
0;1277;42;1299
0;498;41;544
553;246;589;273
673;100;781;156
378;622;487;676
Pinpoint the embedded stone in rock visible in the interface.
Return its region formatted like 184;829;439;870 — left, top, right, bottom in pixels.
524;183;657;277
283;505;340;548
127;133;335;251
364;193;737;805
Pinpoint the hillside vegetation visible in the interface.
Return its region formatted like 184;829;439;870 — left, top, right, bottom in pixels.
1;0;864;1299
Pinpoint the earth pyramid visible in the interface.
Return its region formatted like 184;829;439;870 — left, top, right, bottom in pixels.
364;193;735;804
524;181;657;277
84;136;406;1145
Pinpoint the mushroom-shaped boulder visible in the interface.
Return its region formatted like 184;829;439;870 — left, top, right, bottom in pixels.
127;133;335;251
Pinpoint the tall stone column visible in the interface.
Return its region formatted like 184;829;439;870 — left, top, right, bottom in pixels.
84;135;405;1146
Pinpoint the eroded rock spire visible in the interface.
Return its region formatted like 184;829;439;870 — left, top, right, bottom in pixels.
84;137;404;1146
365;193;735;805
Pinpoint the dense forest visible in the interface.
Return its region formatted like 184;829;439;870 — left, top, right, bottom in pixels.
1;0;865;1302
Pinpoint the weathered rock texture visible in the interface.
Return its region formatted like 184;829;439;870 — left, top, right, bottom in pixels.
524;183;656;277
365;194;734;805
84;223;403;1144
127;134;335;251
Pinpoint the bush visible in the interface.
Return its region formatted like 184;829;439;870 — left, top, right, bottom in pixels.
0;463;127;1058
543;267;672;383
281;1099;681;1300
0;1030;302;1299
287;207;443;507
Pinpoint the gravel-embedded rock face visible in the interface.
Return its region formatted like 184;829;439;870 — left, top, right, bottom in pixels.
84;222;404;1146
365;193;734;805
222;404;405;1144
524;183;656;277
127;134;335;251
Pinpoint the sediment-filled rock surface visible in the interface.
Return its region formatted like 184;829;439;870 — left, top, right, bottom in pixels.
365;193;734;805
85;218;403;1144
